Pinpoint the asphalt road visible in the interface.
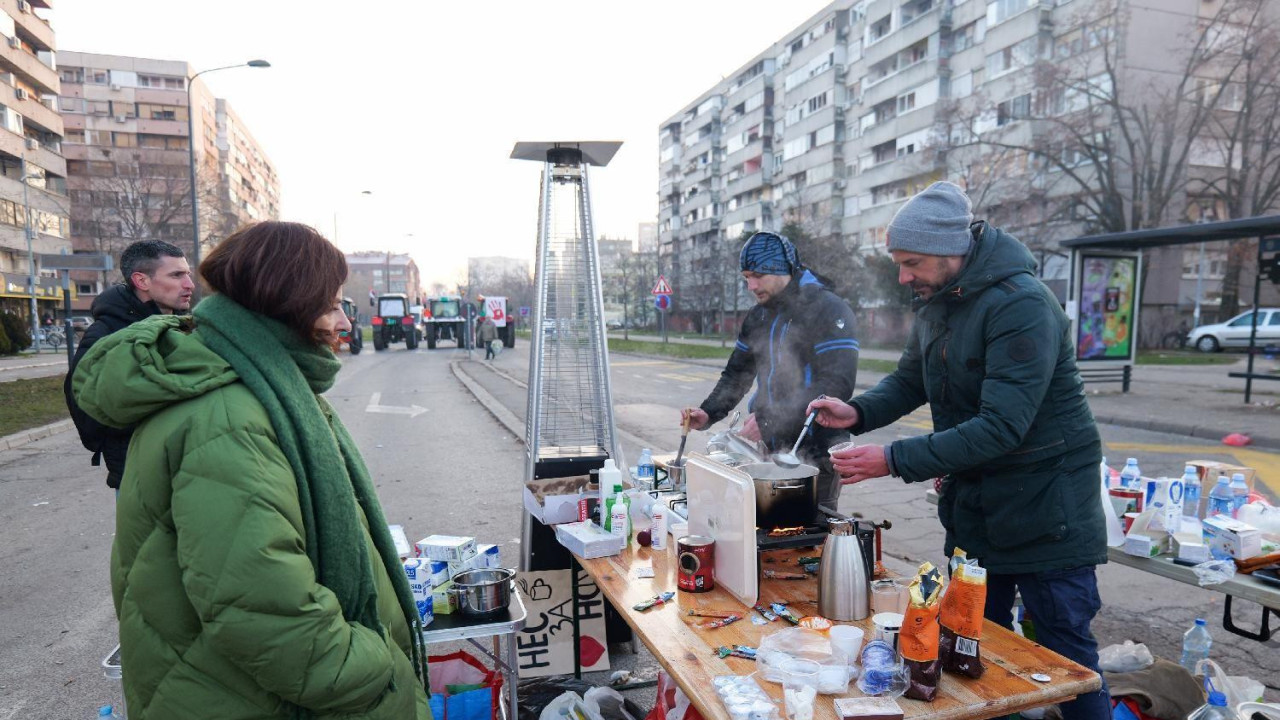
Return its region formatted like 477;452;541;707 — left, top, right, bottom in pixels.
1;340;1274;718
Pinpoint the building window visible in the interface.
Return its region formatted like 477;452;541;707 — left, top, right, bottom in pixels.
996;93;1032;126
77;282;95;295
987;0;1035;27
898;92;916;113
60;68;84;84
64;129;85;144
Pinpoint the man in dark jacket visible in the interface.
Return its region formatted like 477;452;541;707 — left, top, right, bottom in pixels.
683;231;860;506
64;239;194;488
809;182;1108;719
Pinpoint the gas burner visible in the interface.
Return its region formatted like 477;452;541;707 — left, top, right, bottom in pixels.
766;526;813;538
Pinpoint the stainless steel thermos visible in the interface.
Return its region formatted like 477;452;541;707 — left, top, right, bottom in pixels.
817;518;870;621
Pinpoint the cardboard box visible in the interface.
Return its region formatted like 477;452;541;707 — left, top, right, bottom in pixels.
389;524;412;559
1203;516;1263;561
416;535;477;563
476;543;501;568
1189;461;1256;504
432;581;458;615
524;475;592;525
1123;533;1168;558
554;521;626;559
403;558;435;626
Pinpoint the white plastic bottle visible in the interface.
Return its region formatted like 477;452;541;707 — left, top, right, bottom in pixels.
609;490;631;547
651;502;668;550
1181;465;1201;519
598;459;622;517
1119;458;1141;490
1228;473;1249;517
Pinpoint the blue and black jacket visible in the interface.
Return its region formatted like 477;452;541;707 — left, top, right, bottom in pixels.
699;270;860;456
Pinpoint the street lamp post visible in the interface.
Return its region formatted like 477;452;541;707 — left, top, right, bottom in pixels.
186;59;269;301
20;155;39;353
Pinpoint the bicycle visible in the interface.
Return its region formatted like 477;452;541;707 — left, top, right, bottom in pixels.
38;327;65;349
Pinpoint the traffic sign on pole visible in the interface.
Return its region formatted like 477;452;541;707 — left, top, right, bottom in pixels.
653;294;671;311
651;275;673;295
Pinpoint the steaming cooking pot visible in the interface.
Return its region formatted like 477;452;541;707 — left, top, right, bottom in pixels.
740;462;819;528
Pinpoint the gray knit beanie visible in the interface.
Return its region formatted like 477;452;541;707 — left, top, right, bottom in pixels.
887;181;974;256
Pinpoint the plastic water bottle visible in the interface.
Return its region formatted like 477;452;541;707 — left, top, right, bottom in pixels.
637;449;655;488
1182;466;1201;519
1228;473;1249;517
1207;474;1234;518
1119;458;1141;490
96;706;121;719
1187;691;1233;720
1179;618;1212;675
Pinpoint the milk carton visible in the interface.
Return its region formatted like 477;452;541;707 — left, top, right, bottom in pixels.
476;544;501;568
416;535;477;563
402;558;435;627
432;581;458;615
1142;477;1184;533
428;561;450;588
388;524;413;559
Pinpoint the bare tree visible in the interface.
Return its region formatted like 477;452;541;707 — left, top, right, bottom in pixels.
937;0;1253;235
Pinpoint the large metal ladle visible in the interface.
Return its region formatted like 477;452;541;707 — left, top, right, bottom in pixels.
773;410;818;468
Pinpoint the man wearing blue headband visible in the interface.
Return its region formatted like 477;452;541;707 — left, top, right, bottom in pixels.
681;231;860;507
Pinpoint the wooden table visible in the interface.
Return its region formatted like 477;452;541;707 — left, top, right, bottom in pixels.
577;543;1101;720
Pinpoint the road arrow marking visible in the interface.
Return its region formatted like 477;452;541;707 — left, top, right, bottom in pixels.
365;392;428;418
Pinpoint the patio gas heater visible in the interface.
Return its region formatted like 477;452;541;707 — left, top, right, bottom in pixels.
511;141;624;572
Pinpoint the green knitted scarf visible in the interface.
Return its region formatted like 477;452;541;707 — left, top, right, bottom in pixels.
193;294;427;717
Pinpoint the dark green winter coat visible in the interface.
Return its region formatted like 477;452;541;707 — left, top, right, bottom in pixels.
72;318;429;719
850;223;1106;574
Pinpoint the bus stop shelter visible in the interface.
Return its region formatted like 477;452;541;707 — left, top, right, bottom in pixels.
1061;214;1280;402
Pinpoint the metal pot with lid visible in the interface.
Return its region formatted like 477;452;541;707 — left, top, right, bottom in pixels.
739;462;819;528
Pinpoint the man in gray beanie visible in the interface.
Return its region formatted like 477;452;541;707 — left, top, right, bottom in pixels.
807;181;1110;720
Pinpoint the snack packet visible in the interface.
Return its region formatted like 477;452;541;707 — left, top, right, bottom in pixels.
939;561;987;678
899;562;945;702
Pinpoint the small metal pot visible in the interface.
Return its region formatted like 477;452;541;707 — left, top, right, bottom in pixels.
449;568;515;618
740;462;819;527
665;459;687;491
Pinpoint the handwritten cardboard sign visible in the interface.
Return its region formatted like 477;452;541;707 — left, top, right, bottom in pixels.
515;567;610;677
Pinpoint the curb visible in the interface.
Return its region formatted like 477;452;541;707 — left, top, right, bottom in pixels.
0;360;66;373
1090;413;1280;452
0;418;74;451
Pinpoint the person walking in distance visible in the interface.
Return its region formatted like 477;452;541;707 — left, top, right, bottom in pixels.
477;315;499;360
808;182;1110;720
63;239;194;489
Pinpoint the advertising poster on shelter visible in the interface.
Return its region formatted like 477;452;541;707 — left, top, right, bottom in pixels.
1076;255;1137;361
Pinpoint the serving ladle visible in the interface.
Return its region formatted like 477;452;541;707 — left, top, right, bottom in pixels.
772;409;819;468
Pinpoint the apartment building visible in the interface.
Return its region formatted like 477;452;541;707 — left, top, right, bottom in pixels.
345;252;421;307
57;51;279;310
658;0;1266;333
0;0;70;323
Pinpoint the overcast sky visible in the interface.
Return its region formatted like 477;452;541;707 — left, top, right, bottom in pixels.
53;1;832;286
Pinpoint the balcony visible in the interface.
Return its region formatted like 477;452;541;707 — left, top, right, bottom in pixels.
685;217;720;237
3;0;55;52
0;36;57;93
10;84;61;133
862;58;934;108
0;124;64;174
723;170;765;199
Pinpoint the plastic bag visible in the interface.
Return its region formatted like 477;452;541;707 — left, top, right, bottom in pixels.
757;627;853;694
540;692;589;720
430;651;503;720
584;687;642;720
645;671;703;720
1192;559;1236;586
1097;640;1155;673
1198;659;1266;707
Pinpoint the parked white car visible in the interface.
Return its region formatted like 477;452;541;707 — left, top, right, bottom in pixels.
1187;308;1280;352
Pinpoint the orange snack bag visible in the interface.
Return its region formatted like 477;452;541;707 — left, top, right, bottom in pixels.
939;562;987;678
900;563;944;702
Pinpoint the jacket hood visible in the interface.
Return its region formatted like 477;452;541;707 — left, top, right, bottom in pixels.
72;314;238;429
91;283;162;327
926;222;1038;306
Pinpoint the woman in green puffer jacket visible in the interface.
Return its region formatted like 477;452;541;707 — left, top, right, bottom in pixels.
73;221;430;720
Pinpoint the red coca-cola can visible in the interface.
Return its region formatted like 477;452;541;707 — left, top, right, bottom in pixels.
677;535;715;593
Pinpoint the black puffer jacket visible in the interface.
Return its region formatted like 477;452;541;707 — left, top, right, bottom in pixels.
63;284;162;487
699;270;860;457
